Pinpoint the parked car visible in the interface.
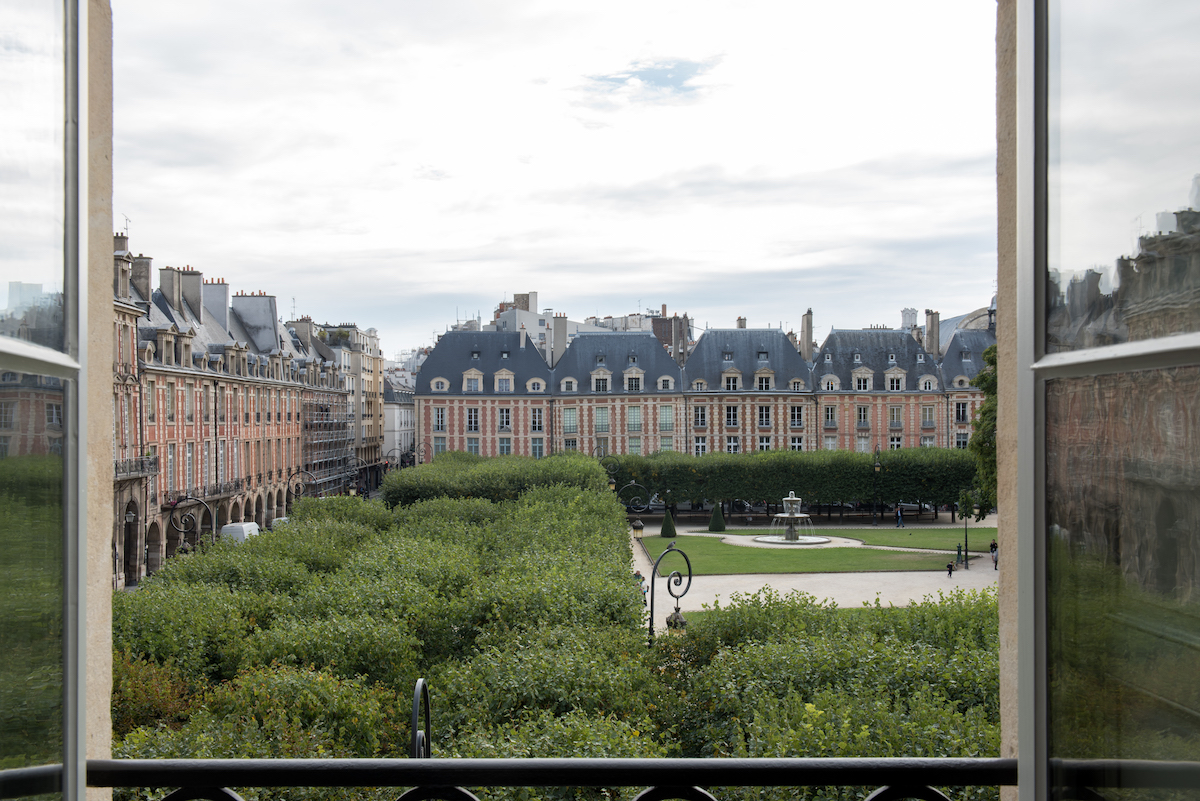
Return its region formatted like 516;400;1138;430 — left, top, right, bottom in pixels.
895;502;932;513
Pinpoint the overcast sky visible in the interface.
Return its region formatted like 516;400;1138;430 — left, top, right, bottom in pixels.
111;1;1000;357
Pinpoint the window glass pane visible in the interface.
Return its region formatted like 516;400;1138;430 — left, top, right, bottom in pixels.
1045;1;1200;352
1046;367;1200;779
0;371;65;776
0;2;66;353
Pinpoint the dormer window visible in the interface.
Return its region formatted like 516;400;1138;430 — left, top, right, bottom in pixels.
465;378;480;392
791;380;803;391
722;352;733;361
693;380;706;390
501;351;509;359
596;355;605;365
961;351;972;360
628;355;637;365
888;353;896;362
563;379;576;391
853;353;861;363
824;353;832;362
917;354;925;363
757;351;768;361
471;351;480;360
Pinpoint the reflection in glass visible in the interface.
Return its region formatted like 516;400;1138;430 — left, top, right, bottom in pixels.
0;371;64;778
0;2;65;353
1045;1;1200;352
1046;367;1200;790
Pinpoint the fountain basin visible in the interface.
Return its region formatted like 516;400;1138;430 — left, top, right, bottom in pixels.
752;533;831;545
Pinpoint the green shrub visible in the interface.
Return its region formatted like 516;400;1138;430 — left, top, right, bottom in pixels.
381;452;607;506
111;649;197;736
708;503;726;532
660;508;677;538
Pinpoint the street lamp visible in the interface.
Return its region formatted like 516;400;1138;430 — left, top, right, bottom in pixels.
343;453;368;496
647;541;693;645
417;440;433;465
168;493;216;550
285;468;316;513
872;445;882;527
386;447;404;469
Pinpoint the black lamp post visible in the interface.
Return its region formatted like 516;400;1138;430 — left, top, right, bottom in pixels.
168;493;216;549
285;468;316;512
647;541;692;645
417;440;433;465
872;445;882;527
385;448;404;472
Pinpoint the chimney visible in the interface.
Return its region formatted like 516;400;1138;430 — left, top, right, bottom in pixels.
925;310;940;358
181;270;204;324
800;308;813;360
114;232;128;253
901;307;918;331
737;316;747;329
131;254;152;300
661;303;667;317
203;279;230;331
158;266;182;312
519;325;527;348
528;291;538;314
552;314;567;367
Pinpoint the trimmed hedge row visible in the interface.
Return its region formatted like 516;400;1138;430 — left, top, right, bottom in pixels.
609;448;976;509
380;451;608;507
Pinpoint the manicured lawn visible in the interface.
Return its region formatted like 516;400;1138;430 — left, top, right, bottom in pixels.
642;535;972;575
681;526;996;553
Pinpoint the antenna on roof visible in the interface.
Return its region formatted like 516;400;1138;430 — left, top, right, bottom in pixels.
121;214;131;235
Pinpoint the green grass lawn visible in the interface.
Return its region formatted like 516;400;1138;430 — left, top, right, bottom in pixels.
641;535;975;575
681;526;996;553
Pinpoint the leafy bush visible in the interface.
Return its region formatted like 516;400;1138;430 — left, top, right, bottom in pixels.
708;503;726;532
381;451;607;506
241;615;421;688
111;649;197;736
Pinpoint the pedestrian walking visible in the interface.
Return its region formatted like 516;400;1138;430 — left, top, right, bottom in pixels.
990;539;998;571
896;507;905;528
947;562;954;578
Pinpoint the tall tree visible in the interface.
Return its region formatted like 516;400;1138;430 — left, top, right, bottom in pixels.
961;344;998;521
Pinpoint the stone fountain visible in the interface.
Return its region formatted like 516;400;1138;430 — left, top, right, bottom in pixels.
753;491;830;545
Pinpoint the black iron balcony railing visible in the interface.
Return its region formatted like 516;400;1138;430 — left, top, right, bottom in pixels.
113;456;159;480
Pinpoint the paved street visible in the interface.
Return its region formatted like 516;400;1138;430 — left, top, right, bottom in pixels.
631;516;1000;632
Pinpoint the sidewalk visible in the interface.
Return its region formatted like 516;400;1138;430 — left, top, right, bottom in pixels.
631;518;999;633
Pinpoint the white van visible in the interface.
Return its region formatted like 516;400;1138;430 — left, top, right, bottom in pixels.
219;522;260;543
267;516;288;531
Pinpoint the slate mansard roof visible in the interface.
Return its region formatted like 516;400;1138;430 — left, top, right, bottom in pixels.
552;332;682;394
814;329;940;391
939;329;997;387
682;328;813;391
416;331;552;395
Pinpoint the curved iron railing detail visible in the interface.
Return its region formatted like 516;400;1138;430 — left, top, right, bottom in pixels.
411;678;431;759
648;542;692;644
617;480;651;513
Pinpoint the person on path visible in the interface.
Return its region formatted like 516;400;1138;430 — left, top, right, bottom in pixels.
896;507;905;528
947;561;954;578
990;539;999;571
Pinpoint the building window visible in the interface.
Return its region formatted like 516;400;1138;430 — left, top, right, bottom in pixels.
594;437;608;456
791;380;803;391
627;406;642;432
856;434;870;453
888;353;895;362
498;408;511;431
725;405;738;427
497;377;511;393
694;406;706;428
726;436;740;454
465;377;480;392
920;435;935;448
660;378;671;390
722;351;733;361
757;351;768;360
955;432;969;449
167;443;176;495
471;351;480;360
824;353;831;362
467;437;480;455
659;437;673;451
955;401;969;423
790;406;803;428
531;408;544;432
694;436;707;456
627;376;641;392
824;405;836;424
922;378;934;391
45;403;63;428
889;376;902;391
889;406;902;425
790;436;803;451
724;376;738;391
628;436;641;455
531;438;544;459
922;405;935;424
593;407;608;433
530;381;543;392
501;351;509;359
889;435;902;450
856;376;869;391
857;406;869;425
466;408;479;432
659;406;674;432
563;407;578;434
434;380;446;391
433;437;446;454
563;379;575;391
757;405;771;427
498;437;512;455
824;435;837;450
824;379;835;391
757;376;771;391
692;380;706;391
758;435;771;451
562;438;575;451
594;377;608;393
853;353;861;363
434;407;446;431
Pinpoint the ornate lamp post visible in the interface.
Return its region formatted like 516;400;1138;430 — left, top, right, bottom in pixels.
285;468;316;511
168;493;216;549
873;445;882;527
344;453;369;496
647;541;692;645
417;440;434;465
385;447;405;473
